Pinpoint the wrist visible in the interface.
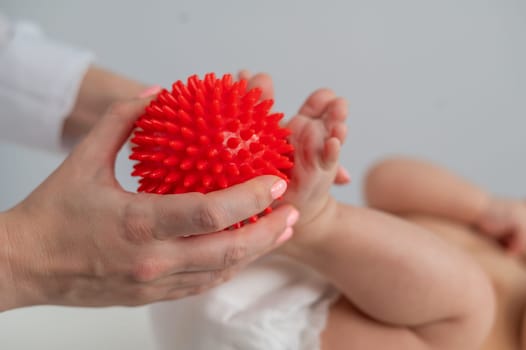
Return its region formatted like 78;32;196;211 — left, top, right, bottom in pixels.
0;210;26;311
0;208;49;311
0;211;16;311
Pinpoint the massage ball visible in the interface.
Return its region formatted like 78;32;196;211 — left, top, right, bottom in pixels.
129;73;294;227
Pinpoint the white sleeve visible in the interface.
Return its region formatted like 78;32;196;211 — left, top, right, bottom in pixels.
0;13;94;153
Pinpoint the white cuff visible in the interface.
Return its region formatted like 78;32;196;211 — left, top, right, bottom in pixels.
0;17;94;153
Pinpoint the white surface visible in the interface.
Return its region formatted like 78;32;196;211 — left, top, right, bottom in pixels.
1;0;525;349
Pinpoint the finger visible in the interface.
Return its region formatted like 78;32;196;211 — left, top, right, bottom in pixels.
325;98;349;143
334;165;351;185
298;88;336;117
331;123;348;145
82;94;160;164
169;205;298;272
325;97;349;123
321;137;341;171
162;276;227;301
149;175;289;238
131;280;221;305
160;266;239;300
150;269;225;289
246;72;274;100
237;69;252;81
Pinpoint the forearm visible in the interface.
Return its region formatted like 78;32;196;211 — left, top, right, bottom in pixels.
364;157;490;225
0;207;54;312
0;210;30;311
0;211;16;311
62;65;146;143
284;199;491;328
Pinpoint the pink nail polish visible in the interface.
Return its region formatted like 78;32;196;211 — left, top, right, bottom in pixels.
286;209;299;227
138;85;162;98
277;227;294;244
270;179;287;199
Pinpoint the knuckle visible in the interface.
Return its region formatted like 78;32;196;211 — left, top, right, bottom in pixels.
223;242;248;268
193;200;226;232
207;275;229;291
131;257;168;283
207;269;224;284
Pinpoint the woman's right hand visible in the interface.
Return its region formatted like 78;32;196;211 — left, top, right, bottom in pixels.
0;96;299;311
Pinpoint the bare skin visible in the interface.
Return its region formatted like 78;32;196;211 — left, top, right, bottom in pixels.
0;70;301;311
364;156;526;350
61;65;146;143
275;91;494;349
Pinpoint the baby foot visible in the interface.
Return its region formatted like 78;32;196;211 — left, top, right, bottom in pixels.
282;89;348;228
237;71;350;185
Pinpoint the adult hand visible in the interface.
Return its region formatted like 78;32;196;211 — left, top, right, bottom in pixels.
62;65;147;144
0;96;298;311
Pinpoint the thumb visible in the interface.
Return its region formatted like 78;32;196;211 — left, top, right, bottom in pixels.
334;165;351;185
82;87;161;165
246;72;274;101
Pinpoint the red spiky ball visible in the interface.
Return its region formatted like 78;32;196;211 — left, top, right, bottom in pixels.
129;73;294;227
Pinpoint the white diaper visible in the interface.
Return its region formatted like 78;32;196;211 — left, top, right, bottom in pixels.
150;254;339;350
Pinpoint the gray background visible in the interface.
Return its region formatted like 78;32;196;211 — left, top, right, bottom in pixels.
1;0;525;349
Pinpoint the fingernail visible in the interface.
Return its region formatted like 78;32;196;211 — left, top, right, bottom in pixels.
277;227;294;244
286;209;299;227
270;179;287;199
138;85;162;98
340;167;351;181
